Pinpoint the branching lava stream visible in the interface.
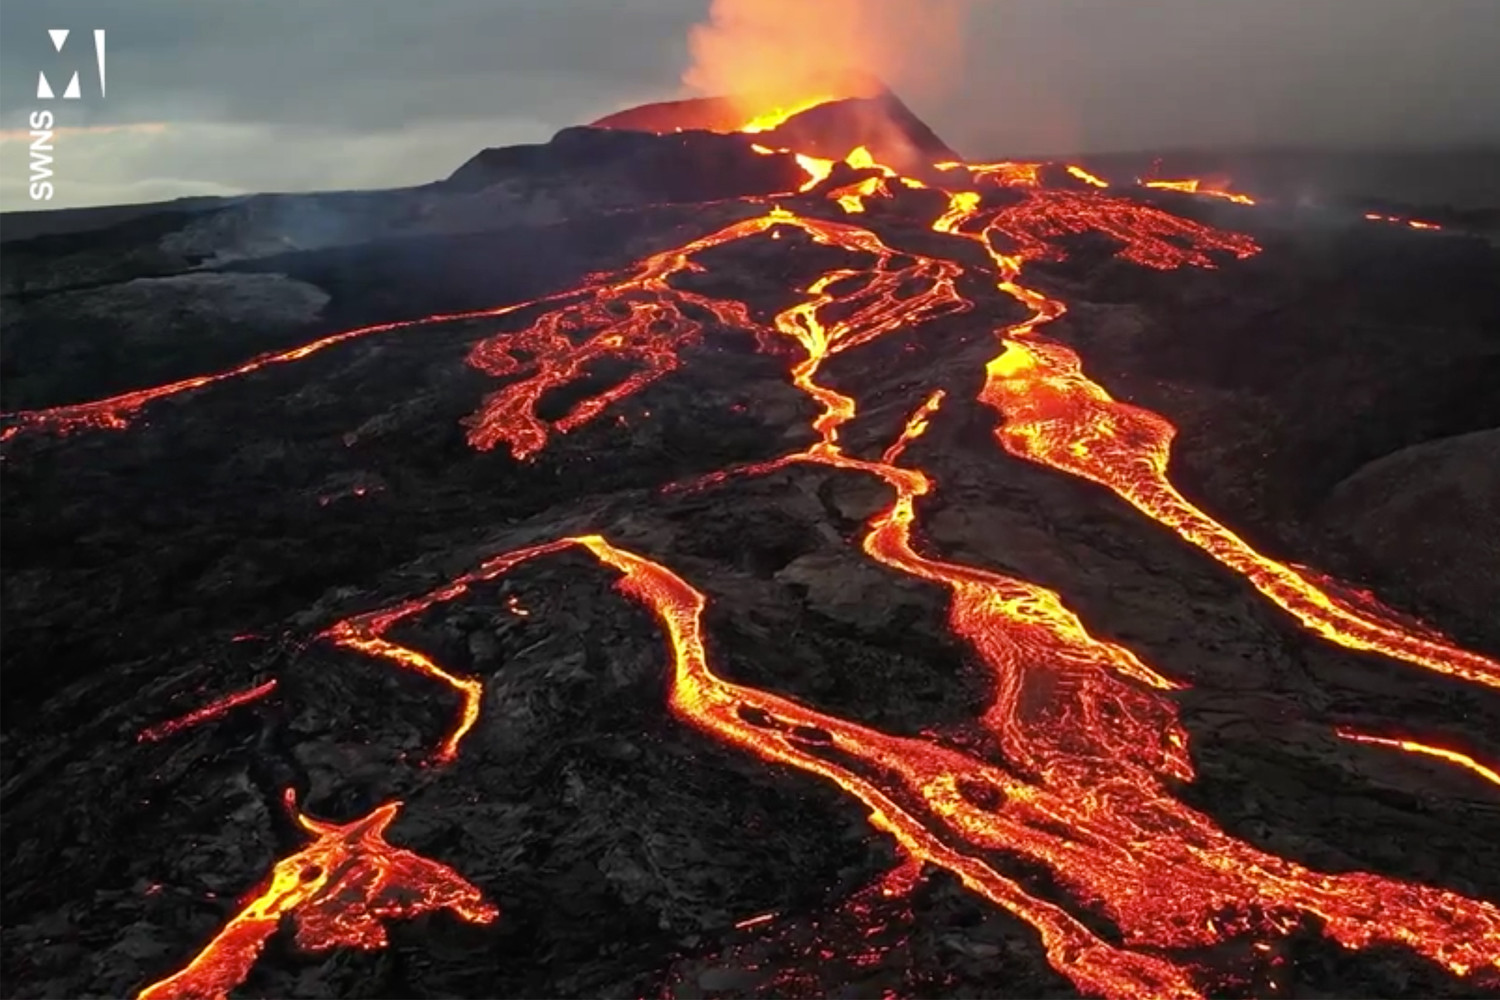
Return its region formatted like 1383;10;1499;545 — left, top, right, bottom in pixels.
926;175;1500;690
85;146;1497;997
137;791;496;1000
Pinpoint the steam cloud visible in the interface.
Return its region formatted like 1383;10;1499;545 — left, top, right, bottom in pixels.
683;0;970;107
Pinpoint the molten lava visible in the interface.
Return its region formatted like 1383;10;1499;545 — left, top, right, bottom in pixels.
169;168;1494;998
923;174;1500;691
739;95;838;132
28;106;1493;998
138;792;497;1000
1365;212;1443;231
137;680;278;744
0;294;583;443
1065;164;1111;188
1143;178;1256;205
1337;727;1500;790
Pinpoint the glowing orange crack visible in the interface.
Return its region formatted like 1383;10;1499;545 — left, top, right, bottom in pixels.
320;539;574;762
138;680;278;744
136;794;497;1000
1336;728;1500;790
0;293;581;444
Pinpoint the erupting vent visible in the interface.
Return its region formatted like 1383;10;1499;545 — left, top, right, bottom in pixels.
591;85;961;177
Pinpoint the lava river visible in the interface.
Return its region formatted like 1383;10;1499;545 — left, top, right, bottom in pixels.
35;152;1499;997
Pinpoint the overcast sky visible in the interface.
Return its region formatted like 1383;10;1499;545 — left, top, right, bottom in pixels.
3;0;1498;211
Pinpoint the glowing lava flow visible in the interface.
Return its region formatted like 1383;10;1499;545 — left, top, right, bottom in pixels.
740;95;838;133
320;540;575;760
1143;178;1256;205
72;135;1499;997
1365;212;1444;231
314;200;1499;997
137;792;497;1000
1066;165;1110;188
648;209;1500;994
461;202;966;459
928;181;1500;690
1336;727;1500;790
0;294;582;444
129;166;1500;1000
137;680;278;744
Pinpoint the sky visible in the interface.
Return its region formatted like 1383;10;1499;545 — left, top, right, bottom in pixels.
2;0;1498;211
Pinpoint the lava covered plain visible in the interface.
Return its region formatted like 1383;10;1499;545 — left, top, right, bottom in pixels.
2;106;1499;1000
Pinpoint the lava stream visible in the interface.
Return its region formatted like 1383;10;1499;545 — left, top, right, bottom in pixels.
320;539;575;760
304;199;1498;997
929;185;1500;689
114;150;1500;999
1336;727;1500;790
668;213;1500;991
0;293;581;444
1365;212;1444;231
1143;178;1256;205
137;792;496;1000
462;203;967;460
137;680;278;744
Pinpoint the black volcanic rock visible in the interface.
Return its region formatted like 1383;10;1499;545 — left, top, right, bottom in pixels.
445;125;803;202
1320;428;1500;632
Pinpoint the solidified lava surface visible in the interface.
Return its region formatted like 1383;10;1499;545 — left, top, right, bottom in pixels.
2;95;1499;1000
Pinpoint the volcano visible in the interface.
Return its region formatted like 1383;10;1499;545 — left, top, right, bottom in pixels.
591;87;962;174
3;85;1500;1000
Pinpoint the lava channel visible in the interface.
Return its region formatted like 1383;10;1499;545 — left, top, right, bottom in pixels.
115;150;1500;1000
138;791;497;1000
926;179;1500;690
0;292;582;444
137;680;278;744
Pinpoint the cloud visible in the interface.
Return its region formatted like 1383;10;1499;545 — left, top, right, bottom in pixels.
0;117;555;210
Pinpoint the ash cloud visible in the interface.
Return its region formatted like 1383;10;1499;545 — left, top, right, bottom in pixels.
682;0;970;109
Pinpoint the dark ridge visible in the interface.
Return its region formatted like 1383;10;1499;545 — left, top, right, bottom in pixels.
444;125;802;201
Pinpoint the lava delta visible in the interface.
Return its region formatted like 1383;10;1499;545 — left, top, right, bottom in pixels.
2;91;1499;1000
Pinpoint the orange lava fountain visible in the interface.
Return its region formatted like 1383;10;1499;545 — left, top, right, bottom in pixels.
137;791;497;1000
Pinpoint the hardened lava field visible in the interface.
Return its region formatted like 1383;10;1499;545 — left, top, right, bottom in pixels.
2;94;1499;1000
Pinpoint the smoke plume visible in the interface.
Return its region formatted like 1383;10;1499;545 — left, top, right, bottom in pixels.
683;0;969;109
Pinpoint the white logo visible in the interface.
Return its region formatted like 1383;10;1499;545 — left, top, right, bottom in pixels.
37;28;106;100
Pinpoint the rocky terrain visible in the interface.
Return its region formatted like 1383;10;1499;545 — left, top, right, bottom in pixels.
2;102;1498;1000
